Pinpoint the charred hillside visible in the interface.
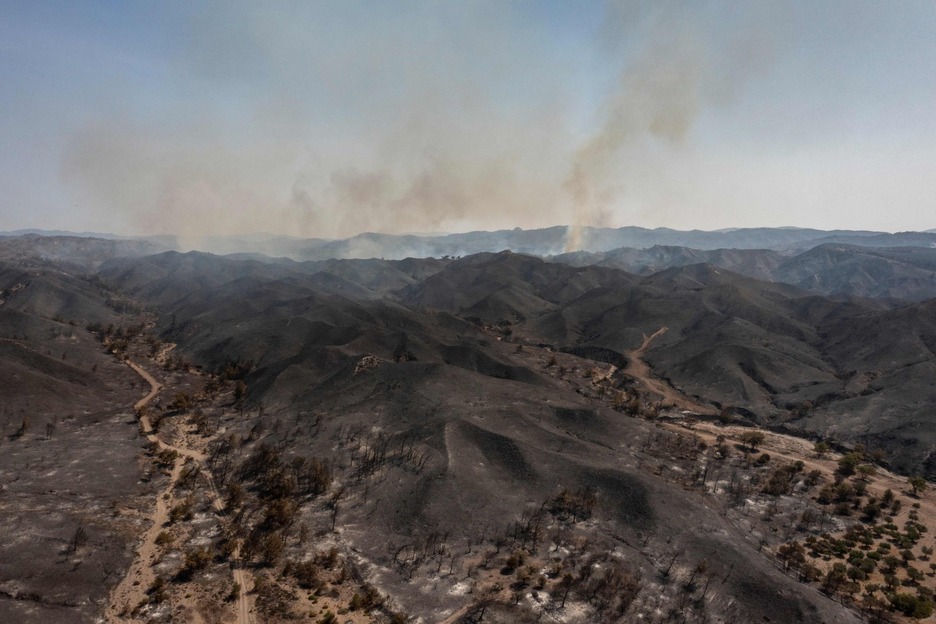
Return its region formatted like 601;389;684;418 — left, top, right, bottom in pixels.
95;246;936;477
553;243;936;302
4;235;936;623
399;252;936;477
93;249;868;623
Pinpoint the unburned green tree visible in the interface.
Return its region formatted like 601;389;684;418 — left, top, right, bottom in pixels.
908;476;928;498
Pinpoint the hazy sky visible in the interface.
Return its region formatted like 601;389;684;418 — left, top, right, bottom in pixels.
2;1;935;239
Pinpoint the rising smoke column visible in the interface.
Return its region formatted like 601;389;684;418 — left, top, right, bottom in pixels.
563;1;776;252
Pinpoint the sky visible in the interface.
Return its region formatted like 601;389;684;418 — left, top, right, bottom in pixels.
1;0;935;240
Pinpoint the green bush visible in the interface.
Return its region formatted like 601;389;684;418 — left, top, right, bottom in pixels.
890;592;934;618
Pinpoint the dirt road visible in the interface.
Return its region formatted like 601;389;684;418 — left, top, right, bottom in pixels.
106;360;254;624
104;451;184;622
129;360;162;412
623;326;716;415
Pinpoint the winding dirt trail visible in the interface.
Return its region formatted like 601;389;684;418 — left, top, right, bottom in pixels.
624;326;716;415
129;361;162;413
105;360;255;624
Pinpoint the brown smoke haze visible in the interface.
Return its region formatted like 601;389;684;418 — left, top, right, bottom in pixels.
2;1;933;238
60;1;780;247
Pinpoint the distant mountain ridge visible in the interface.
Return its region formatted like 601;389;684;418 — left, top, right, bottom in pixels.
0;234;173;271
553;243;936;301
0;229;178;247
8;227;936;301
218;226;916;260
6;225;936;260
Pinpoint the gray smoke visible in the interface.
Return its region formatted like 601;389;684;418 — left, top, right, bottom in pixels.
564;1;778;250
60;1;779;245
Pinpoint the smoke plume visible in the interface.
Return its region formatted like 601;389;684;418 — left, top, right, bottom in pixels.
563;1;776;250
58;1;779;245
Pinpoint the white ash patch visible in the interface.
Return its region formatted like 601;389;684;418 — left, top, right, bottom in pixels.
448;581;471;596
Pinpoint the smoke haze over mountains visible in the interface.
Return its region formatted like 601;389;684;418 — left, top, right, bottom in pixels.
3;1;936;239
